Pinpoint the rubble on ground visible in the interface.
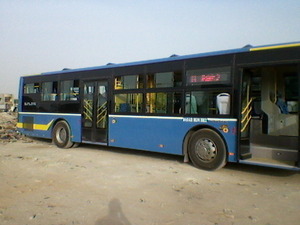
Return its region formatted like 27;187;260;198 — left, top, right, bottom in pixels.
0;112;33;143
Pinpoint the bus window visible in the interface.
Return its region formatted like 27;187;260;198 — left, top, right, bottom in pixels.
60;80;79;101
185;91;230;115
114;75;143;89
41;81;58;101
147;72;182;88
114;93;143;113
146;92;182;114
24;83;40;94
285;75;298;113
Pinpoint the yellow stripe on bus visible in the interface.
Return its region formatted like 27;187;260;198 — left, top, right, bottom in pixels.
17;120;54;131
250;43;300;51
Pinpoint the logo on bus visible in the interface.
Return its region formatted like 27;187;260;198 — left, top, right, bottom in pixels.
24;102;37;106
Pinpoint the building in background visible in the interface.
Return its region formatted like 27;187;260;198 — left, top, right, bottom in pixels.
0;94;15;112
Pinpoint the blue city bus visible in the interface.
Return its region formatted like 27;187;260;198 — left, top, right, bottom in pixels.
17;42;300;170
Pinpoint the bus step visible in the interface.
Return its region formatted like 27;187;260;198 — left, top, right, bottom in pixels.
240;153;252;160
240;144;252;159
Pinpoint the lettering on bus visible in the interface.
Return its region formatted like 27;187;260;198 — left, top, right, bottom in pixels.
183;118;208;123
189;72;229;84
187;66;231;86
190;73;222;83
24;102;37;106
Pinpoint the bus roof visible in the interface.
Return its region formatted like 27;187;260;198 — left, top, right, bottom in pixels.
39;41;300;76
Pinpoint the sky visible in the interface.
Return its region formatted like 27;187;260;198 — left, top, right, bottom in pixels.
1;0;300;97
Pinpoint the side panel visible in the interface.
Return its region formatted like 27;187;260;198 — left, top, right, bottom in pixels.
108;115;238;162
18;77;24;112
17;112;82;142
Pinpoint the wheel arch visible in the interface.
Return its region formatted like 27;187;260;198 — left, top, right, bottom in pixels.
51;118;70;132
50;118;75;140
183;124;229;163
51;119;75;148
51;116;81;143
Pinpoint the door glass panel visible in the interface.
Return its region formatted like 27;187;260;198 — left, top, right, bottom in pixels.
97;82;107;128
83;82;94;128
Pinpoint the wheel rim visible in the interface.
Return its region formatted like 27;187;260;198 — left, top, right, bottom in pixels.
194;138;217;163
56;127;67;144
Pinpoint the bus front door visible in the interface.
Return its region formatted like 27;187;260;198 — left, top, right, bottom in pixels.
239;64;299;169
82;80;108;144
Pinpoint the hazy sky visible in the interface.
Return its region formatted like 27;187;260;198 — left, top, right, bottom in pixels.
1;0;300;97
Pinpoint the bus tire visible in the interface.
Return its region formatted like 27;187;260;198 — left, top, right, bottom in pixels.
52;121;74;148
188;128;227;171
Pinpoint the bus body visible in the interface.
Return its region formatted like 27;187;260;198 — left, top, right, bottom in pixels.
17;42;300;170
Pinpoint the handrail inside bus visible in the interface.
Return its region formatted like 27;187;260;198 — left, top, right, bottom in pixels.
241;97;254;132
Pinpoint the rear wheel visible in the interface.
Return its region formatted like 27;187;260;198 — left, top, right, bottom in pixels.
52;121;74;148
188;128;227;170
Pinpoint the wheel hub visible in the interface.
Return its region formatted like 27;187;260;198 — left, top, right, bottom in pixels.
195;138;217;162
57;128;67;143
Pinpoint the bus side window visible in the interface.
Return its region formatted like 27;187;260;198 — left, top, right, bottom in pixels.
185;93;198;114
114;93;143;113
285;75;298;113
185;91;230;115
60;80;79;101
42;81;58;101
146;92;181;114
147;71;182;88
114;75;143;89
24;83;40;94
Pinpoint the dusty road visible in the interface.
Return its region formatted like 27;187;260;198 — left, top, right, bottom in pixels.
0;140;300;225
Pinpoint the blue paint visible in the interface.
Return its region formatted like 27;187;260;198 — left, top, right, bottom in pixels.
108;115;238;162
18;113;81;142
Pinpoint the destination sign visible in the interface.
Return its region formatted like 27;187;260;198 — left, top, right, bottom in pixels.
187;67;231;85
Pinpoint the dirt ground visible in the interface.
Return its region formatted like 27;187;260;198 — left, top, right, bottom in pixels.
0;140;300;225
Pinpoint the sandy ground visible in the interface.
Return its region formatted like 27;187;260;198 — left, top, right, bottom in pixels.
0;140;300;225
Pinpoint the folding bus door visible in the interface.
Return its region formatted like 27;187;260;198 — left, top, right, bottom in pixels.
82;80;108;144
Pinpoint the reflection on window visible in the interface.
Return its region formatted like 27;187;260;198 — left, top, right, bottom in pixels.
114;75;143;89
42;82;58;101
146;92;181;114
24;83;40;94
185;91;230;115
147;72;182;88
114;93;143;113
60;80;79;101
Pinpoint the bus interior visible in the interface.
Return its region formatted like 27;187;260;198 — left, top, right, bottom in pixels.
240;64;299;169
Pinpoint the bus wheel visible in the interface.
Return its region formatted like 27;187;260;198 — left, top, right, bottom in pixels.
188;128;227;171
52;121;74;148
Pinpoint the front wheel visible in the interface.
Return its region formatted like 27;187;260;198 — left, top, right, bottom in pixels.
188;129;227;171
52;121;74;148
